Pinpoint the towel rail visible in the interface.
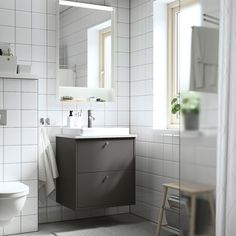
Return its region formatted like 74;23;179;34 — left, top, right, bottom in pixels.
203;18;219;26
203;14;219;21
203;13;219;26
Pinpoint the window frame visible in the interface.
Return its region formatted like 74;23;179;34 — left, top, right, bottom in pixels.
167;0;180;128
99;26;112;88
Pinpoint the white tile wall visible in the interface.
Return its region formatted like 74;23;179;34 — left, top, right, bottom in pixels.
0;0;129;233
0;78;38;235
0;0;114;234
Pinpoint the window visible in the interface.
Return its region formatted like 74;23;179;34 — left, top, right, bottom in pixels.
167;0;201;127
99;27;112;88
167;1;180;127
153;0;201;129
87;20;111;88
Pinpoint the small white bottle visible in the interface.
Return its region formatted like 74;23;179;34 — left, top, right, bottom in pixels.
67;110;74;128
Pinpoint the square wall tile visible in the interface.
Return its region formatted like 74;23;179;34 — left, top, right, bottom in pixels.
22;80;38;93
22;128;37;145
0;0;15;9
32;0;47;13
6;110;21;127
4;92;21;109
4;128;21;145
31;62;47;78
16;28;32;45
4;146;21;163
32;13;47;29
0;26;14;43
22;197;38;215
22;162;37;180
21;215;38;233
32;29;47;46
22;145;37;163
48;0;57;14
4;163;21;181
47;206;62;223
22;110;38;127
32;45;47;62
16;44;32;61
0;9;15;27
16;0;31;11
22;93;38;110
16;11;31;28
118;8;129;23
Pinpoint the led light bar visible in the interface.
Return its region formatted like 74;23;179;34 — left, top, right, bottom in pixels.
59;0;114;12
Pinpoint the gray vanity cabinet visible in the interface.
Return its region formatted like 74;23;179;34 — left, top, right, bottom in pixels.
56;137;136;210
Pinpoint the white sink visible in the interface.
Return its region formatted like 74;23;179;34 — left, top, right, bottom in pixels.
62;127;130;137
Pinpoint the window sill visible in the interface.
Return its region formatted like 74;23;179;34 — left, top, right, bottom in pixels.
152;126;180;134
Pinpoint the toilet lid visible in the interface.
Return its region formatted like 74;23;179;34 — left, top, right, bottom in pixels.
0;182;29;196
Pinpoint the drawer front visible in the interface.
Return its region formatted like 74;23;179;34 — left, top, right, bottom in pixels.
76;139;134;173
76;171;135;208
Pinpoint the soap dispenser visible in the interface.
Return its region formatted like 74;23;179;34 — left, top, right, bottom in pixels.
67;110;74;128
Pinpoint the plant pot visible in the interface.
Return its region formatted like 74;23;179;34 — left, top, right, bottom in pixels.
184;112;199;130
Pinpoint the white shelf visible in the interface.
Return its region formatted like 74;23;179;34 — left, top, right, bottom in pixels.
0;73;38;80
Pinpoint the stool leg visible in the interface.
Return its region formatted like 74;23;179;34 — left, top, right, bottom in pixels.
156;186;168;236
190;194;196;236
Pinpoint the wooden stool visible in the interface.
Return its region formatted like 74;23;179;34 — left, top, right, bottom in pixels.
156;182;215;236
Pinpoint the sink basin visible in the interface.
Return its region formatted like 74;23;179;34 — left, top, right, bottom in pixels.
62;127;130;137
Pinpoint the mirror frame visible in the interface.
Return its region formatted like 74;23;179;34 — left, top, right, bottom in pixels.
56;0;117;102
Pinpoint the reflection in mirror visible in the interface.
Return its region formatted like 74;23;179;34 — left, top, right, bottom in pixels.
59;1;113;90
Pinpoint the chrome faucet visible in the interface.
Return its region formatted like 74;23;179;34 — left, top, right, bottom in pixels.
88;110;95;128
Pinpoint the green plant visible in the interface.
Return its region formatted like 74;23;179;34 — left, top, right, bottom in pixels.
171;92;200;115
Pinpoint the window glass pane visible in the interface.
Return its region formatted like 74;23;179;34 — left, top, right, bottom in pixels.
179;2;201;92
104;34;111;88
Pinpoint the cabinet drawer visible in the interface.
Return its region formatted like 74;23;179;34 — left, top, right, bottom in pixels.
76;170;135;208
76;139;134;173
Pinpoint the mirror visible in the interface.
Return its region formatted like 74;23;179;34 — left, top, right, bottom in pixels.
57;1;115;101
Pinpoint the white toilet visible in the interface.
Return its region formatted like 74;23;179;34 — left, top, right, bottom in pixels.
0;182;29;226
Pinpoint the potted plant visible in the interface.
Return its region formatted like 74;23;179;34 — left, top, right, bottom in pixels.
171;92;200;130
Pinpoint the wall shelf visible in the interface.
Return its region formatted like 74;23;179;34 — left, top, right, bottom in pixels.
0;73;38;80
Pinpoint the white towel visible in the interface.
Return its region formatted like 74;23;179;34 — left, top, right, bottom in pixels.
39;127;59;196
190;26;219;93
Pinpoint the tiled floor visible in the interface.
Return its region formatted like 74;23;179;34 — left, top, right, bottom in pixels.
15;214;172;236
